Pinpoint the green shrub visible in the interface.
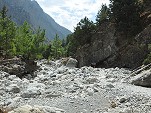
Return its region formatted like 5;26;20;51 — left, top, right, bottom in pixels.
143;52;151;65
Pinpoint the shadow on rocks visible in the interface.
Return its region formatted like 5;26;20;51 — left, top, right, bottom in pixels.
0;57;39;79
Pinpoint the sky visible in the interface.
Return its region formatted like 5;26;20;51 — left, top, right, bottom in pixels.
35;0;110;32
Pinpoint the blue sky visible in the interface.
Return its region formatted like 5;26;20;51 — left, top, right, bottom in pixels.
35;0;110;32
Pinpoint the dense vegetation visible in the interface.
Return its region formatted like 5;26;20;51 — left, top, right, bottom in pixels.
109;0;143;37
0;6;68;60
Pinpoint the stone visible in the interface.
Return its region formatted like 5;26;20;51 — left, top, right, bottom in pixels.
86;88;94;96
0;71;10;79
106;84;115;88
120;107;132;113
8;105;44;113
8;75;17;80
66;58;78;68
57;66;66;74
86;77;98;84
42;106;65;113
119;96;127;103
131;69;151;87
0;58;39;78
5;98;14;106
110;101;117;108
21;90;41;98
107;78;116;83
6;84;20;93
45;91;61;98
21;83;45;98
9;105;65;113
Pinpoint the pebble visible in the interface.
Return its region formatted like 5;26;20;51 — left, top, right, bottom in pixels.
0;59;150;113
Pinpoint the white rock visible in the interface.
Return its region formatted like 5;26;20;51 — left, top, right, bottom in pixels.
106;84;115;88
6;84;20;93
66;58;77;68
42;105;65;113
107;78;116;83
21;83;45;98
120;107;132;113
86;87;94;96
5;98;14;106
0;71;10;78
86;77;98;84
8;75;17;80
9;104;65;113
119;96;128;103
8;104;44;113
57;66;66;74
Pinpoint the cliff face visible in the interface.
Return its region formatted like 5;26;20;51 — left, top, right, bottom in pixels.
76;1;151;69
76;22;149;68
0;0;71;39
76;22;117;67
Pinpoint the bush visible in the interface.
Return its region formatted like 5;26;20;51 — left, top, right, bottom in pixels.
143;52;151;65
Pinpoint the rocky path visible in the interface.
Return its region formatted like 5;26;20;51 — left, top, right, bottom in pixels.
1;58;151;113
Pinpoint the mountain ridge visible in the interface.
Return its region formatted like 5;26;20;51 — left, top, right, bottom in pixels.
0;0;71;40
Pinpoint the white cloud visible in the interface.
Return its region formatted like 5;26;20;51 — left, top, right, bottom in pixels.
35;0;110;32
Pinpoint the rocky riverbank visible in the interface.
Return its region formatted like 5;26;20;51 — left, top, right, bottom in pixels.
1;58;151;113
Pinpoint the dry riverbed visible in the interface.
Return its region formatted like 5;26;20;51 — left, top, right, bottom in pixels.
1;58;151;113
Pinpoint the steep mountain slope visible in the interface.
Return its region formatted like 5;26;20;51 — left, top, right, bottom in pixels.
0;0;71;40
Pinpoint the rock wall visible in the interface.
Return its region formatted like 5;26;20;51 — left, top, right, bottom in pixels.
76;22;150;69
76;22;118;67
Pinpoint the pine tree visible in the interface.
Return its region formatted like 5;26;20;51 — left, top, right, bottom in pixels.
15;22;46;59
74;17;95;46
66;34;78;57
109;0;143;37
0;6;16;58
96;4;110;25
51;34;63;59
42;43;52;59
31;27;46;59
14;21;33;59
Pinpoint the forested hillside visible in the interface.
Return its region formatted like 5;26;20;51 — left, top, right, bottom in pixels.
0;6;69;60
0;0;71;40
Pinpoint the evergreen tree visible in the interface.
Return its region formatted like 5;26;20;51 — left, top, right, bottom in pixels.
74;17;95;46
0;6;16;58
96;4;110;25
15;22;46;59
51;34;63;59
31;27;46;59
42;43;52;59
66;34;78;57
14;21;33;59
61;39;66;47
109;0;143;37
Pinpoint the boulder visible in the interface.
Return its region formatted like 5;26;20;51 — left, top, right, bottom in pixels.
8;105;44;113
119;96;128;103
131;69;151;87
21;83;46;98
0;58;39;78
9;105;65;113
6;84;20;93
66;58;78;68
85;77;98;84
106;83;115;88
